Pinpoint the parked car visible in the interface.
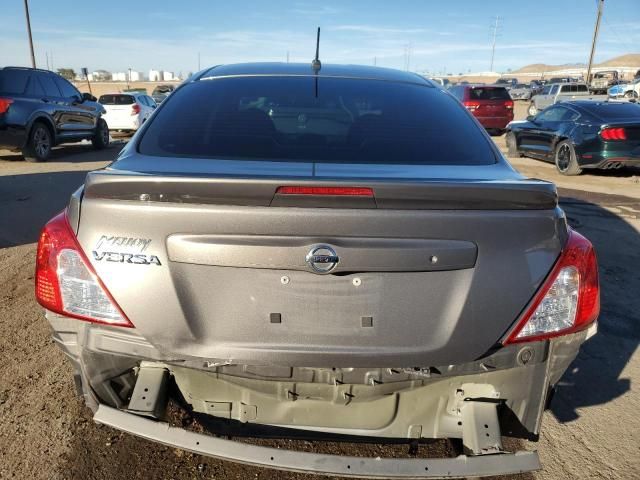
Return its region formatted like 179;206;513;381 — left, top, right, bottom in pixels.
607;78;640;100
589;70;619;94
506;101;640;175
449;84;514;134
529;80;545;97
509;83;532;101
428;77;450;89
527;82;591;116
495;77;518;89
35;63;600;478
98;92;156;132
151;84;177;103
0;66;109;162
546;77;571;84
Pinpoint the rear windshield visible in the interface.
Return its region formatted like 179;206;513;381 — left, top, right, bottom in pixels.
99;94;134;105
0;70;31;94
468;87;510;100
138;77;496;165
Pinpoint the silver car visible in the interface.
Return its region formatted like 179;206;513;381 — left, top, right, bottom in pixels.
508;83;532;101
36;63;600;479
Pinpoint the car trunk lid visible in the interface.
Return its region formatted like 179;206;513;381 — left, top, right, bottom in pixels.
74;161;564;368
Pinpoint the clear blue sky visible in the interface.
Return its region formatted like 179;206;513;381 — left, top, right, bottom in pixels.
1;0;638;75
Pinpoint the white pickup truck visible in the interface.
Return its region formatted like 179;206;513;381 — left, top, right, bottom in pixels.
528;83;602;116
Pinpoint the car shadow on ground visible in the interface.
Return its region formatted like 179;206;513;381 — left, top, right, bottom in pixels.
0;140;125;163
0;170;90;248
549;196;639;423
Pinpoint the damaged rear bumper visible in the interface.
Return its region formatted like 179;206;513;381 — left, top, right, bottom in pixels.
95;404;540;478
47;311;595;478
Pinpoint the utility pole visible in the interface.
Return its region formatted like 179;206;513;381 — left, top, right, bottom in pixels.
50;51;53;71
373;56;377;66
586;0;604;84
45;52;49;70
489;16;500;72
23;0;36;68
286;51;290;63
197;52;201;71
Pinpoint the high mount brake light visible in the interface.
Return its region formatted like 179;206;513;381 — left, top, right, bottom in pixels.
276;186;374;197
35;210;133;327
600;127;627;141
504;229;599;344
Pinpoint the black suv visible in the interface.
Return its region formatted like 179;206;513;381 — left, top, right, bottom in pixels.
0;67;109;162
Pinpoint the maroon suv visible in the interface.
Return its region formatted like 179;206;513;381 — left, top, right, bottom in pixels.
449;84;514;135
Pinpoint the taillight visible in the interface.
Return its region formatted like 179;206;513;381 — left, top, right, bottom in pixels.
0;97;14;114
504;229;599;344
504;100;514;109
276;186;374;196
131;103;141;115
600;127;627;141
35;210;133;327
463;101;480;111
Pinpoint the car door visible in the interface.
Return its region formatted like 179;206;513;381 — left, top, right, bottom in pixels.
34;71;66;136
527;106;568;159
518;106;563;158
53;74;97;134
544;84;560;108
534;85;553;110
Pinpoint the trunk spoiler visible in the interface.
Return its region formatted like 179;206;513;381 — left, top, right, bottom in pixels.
83;171;558;210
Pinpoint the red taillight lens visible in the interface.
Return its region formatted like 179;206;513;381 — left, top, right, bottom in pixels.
504;100;514;109
600;127;627;141
276;186;374;196
463;101;480;111
35;211;133;327
0;97;14;114
504;229;599;344
131;103;141;115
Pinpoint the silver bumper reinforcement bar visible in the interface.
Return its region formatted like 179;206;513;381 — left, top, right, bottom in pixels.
94;405;541;478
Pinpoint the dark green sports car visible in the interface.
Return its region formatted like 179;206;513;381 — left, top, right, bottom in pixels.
505;100;640;175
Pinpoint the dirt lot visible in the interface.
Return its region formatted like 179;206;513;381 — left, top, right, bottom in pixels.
1;102;639;479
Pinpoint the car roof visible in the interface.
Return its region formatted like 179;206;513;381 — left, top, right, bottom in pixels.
100;92;143;96
565;100;640;113
195;62;432;86
0;66;53;74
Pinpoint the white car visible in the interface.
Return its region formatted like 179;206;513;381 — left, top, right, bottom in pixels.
98;92;156;132
607;78;640;99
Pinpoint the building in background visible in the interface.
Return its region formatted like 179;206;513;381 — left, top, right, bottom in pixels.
129;71;144;82
149;69;163;82
112;72;127;81
91;70;112;81
162;71;175;81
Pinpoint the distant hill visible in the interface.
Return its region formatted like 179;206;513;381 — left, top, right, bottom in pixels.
596;54;640;67
513;54;640;74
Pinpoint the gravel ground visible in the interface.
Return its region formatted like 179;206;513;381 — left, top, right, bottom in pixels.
1;108;639;479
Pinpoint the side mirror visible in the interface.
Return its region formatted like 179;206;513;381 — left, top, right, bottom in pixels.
82;92;96;102
526;115;536;122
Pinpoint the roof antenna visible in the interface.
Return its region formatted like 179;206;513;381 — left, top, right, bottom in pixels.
311;27;321;72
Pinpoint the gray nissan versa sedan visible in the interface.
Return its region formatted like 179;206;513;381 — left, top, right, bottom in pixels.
35;63;599;478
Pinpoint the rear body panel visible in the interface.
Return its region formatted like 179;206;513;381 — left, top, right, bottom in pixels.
76;160;564;368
